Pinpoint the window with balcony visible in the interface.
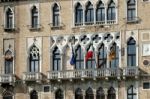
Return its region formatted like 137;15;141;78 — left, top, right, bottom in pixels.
4;50;13;74
109;43;119;68
98;43;107;68
53;46;61;71
53;4;60;27
85;87;94;99
85;2;94;25
127;37;136;66
75;45;84;69
31;6;38;28
30;90;38;99
29;45;40;72
107;0;116;22
55;89;63;99
75;3;83;26
127;0;136;22
75;88;83;99
5;8;14;29
107;87;116;99
96;1;105;24
86;44;95;69
96;87;105;99
127;85;137;99
3;92;13;99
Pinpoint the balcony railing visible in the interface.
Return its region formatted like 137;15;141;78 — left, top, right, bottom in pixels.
47;68;121;80
0;74;15;84
123;67;139;78
107;20;116;24
23;72;42;82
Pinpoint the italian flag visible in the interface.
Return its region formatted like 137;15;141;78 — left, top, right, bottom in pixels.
85;45;93;61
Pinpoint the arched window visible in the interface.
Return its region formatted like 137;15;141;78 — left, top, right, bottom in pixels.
98;43;107;68
53;46;61;71
31;6;38;28
55;89;63;99
85;2;94;25
127;0;136;21
96;87;105;99
29;45;40;72
75;45;84;69
30;90;38;99
86;44;95;69
107;0;116;21
4;50;13;74
3;91;13;99
96;1;105;22
53;4;60;27
127;85;137;99
75;3;83;26
5;8;13;29
109;43;119;68
75;88;83;99
127;37;136;66
85;87;94;99
107;87;116;99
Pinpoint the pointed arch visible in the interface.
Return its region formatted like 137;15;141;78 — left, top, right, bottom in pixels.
96;0;105;22
96;87;105;99
127;37;136;66
29;44;40;72
75;2;83;26
107;0;116;21
75;88;83;99
31;6;38;28
107;87;116;99
55;89;64;99
30;90;38;99
52;3;60;27
127;0;136;21
75;44;84;69
86;87;94;99
85;1;94;25
53;46;61;71
5;7;14;29
127;85;137;99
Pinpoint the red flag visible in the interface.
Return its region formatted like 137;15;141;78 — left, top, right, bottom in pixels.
85;45;93;61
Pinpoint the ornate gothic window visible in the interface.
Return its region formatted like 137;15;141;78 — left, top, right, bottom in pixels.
3;91;13;99
85;2;94;25
29;45;40;72
109;43;119;68
86;44;95;69
75;88;83;99
75;3;83;26
75;45;84;69
85;87;94;99
53;4;60;27
127;0;136;21
107;87;116;99
96;87;105;99
55;89;63;99
30;90;38;99
53;46;61;71
127;85;137;99
127;37;136;66
107;0;116;21
31;6;38;28
5;8;13;29
98;43;107;68
96;1;105;22
4;50;13;74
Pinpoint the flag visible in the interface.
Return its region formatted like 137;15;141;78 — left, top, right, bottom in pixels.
70;45;75;65
109;49;116;61
85;45;93;61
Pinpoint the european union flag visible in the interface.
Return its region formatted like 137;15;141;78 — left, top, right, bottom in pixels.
70;45;75;65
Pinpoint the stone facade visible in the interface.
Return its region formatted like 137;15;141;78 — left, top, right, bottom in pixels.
0;0;150;99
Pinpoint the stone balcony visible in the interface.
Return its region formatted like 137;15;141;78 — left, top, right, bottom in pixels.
23;72;42;83
123;66;139;79
0;74;15;85
47;68;121;81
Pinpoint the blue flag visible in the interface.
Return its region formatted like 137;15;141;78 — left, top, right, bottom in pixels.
70;45;75;65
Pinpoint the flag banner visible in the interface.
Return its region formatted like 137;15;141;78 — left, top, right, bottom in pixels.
109;49;116;61
70;45;75;65
85;45;93;61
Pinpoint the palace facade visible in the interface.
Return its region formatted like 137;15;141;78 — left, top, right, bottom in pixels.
0;0;150;99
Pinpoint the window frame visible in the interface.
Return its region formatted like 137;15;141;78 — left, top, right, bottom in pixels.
127;85;137;99
127;0;136;22
75;3;83;26
52;4;60;27
31;6;39;29
53;46;61;71
55;89;64;99
75;88;83;99
85;2;94;25
107;0;116;21
96;1;105;22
